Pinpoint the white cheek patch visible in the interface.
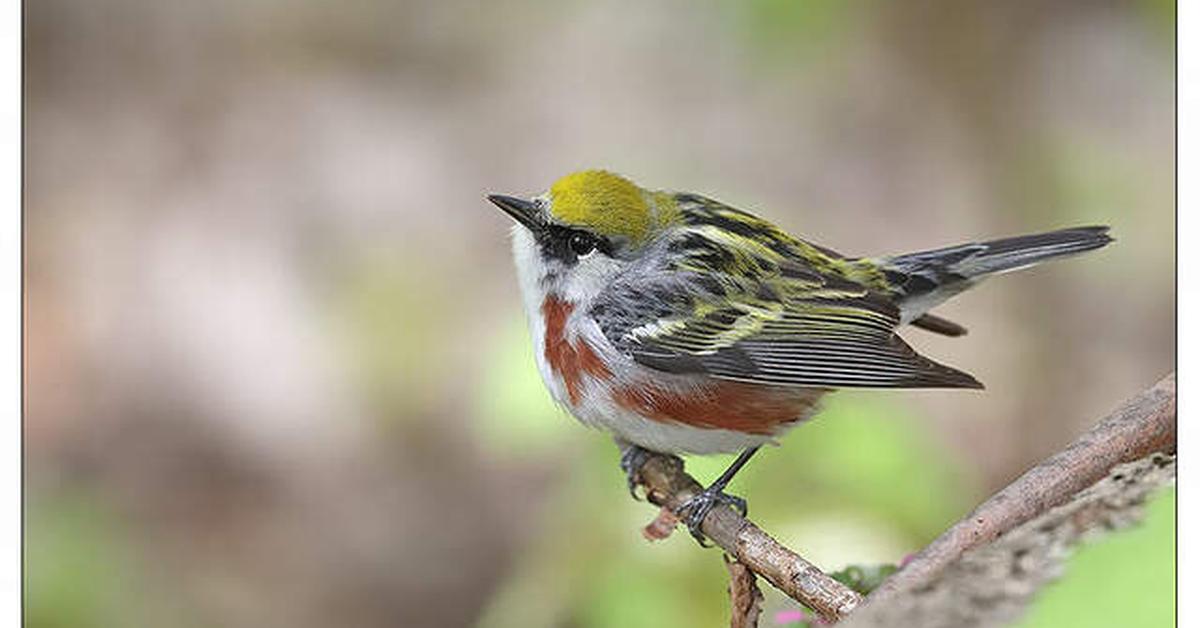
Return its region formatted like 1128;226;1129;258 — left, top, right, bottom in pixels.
559;254;623;305
510;227;544;302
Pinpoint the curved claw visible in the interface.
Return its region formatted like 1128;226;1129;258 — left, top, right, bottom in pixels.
618;444;653;500
674;488;748;546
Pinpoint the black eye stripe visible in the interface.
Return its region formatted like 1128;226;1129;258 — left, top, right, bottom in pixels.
537;226;613;263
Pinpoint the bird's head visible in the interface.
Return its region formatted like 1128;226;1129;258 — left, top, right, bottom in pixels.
489;170;678;303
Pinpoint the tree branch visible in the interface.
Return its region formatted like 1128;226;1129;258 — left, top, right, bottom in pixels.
864;372;1176;604
844;453;1175;628
627;372;1175;626
634;453;863;623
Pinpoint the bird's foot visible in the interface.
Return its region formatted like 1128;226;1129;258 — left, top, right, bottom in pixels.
674;486;747;546
618;443;655;499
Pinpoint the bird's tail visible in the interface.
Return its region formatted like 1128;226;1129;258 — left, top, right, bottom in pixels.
882;225;1113;327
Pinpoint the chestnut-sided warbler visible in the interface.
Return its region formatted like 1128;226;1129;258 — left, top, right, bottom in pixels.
488;170;1111;542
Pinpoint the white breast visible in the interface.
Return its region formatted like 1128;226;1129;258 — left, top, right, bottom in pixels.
511;227;567;403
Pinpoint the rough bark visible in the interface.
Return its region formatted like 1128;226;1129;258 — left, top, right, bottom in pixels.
725;555;765;628
865;372;1176;603
843;453;1175;628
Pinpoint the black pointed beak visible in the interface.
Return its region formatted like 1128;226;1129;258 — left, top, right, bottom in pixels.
487;194;543;233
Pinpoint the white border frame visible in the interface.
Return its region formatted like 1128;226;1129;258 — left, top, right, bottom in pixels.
2;0;21;620
1177;1;1192;625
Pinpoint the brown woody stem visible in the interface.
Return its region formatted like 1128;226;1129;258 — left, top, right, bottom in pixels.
864;372;1176;603
635;454;863;622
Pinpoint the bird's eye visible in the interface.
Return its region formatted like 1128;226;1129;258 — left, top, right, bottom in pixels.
568;232;598;256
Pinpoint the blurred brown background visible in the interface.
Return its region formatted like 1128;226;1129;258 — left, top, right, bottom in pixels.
24;1;1173;627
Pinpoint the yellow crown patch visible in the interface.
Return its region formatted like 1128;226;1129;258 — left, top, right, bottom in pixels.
549;170;653;243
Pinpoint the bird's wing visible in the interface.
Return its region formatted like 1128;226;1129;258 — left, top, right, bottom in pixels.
592;198;982;389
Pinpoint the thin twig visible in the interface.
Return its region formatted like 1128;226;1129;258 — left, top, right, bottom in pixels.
864;372;1176;604
634;454;863;622
725;555;764;628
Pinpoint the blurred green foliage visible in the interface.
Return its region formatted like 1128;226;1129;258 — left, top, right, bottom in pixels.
1137;0;1176;40
830;562;899;595
1019;488;1176;628
475;316;577;459
334;255;455;416
26;492;152;628
724;0;865;61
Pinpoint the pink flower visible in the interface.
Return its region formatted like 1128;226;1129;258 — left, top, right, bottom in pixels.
774;609;808;624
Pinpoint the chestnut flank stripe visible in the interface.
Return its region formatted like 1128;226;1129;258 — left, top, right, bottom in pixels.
612;381;818;436
542;296;612;404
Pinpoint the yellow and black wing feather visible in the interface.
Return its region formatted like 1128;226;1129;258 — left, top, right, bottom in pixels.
592;194;982;390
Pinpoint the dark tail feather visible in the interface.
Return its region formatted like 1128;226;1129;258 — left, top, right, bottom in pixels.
884;225;1113;322
911;313;968;337
889;226;1113;280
